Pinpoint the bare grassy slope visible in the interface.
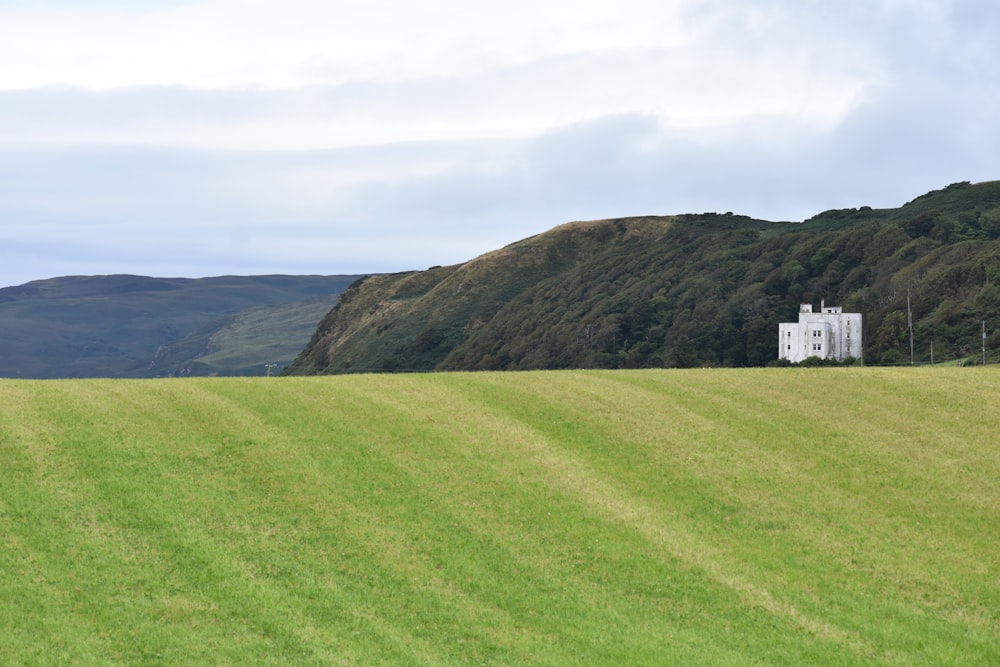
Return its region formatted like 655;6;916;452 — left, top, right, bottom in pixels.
0;367;997;664
0;274;359;378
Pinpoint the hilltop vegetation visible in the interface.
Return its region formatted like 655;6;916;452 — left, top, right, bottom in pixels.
1;368;997;664
287;181;1000;374
0;274;359;378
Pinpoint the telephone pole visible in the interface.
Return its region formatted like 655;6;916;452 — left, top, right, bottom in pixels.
908;289;914;365
982;321;987;366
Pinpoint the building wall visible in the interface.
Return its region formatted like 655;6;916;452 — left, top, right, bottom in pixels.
778;305;862;362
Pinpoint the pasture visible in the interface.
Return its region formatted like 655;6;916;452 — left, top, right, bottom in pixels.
0;368;997;665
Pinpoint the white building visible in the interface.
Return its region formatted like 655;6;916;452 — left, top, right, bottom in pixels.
778;302;862;363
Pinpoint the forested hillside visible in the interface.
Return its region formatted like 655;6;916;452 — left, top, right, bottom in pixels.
287;181;1000;374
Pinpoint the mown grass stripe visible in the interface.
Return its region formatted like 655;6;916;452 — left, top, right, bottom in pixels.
438;373;1000;664
426;372;879;658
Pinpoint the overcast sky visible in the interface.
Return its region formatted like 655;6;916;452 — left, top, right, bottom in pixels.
1;0;998;287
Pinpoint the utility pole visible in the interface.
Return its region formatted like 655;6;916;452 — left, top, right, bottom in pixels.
908;289;914;365
982;321;987;366
265;363;278;377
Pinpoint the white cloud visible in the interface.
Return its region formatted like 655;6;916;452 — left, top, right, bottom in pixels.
0;37;879;151
0;0;697;89
0;0;894;169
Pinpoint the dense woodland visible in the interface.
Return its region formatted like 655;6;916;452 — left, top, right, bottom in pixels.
287;181;1000;374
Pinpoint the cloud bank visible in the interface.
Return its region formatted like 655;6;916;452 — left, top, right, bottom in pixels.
1;0;998;286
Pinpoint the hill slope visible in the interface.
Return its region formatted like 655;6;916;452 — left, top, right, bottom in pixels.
1;369;997;664
0;274;360;378
287;181;1000;374
145;293;344;377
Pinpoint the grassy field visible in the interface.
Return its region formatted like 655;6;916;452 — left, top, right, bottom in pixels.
0;368;997;665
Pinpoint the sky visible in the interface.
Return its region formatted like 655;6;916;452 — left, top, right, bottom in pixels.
1;0;998;287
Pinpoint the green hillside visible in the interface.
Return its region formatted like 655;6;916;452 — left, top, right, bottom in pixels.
1;368;997;665
146;294;343;377
287;181;1000;374
0;274;360;378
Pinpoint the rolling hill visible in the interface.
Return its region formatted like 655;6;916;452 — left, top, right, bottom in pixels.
0;274;360;378
287;180;1000;374
1;368;997;664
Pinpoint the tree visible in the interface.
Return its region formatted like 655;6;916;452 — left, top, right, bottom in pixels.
667;335;698;368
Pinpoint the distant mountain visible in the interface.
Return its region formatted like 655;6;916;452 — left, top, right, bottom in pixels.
0;274;361;378
286;181;1000;374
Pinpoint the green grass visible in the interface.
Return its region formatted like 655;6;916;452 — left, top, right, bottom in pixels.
1;368;997;665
